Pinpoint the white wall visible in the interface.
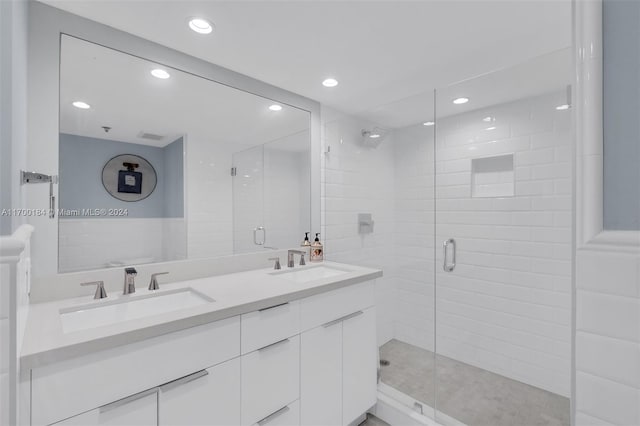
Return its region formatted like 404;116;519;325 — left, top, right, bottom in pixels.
0;0;28;234
573;2;640;423
0;0;29;424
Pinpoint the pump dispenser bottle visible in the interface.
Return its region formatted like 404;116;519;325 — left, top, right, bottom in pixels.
310;233;324;262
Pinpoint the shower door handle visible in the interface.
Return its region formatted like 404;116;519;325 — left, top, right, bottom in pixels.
443;238;456;272
253;226;266;245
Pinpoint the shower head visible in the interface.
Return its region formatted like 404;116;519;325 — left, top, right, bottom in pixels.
361;127;388;148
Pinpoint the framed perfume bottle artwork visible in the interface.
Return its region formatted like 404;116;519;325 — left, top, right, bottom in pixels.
101;154;157;202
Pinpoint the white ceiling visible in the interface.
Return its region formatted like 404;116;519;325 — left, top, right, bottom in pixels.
361;48;572;128
42;0;572;118
60;35;310;150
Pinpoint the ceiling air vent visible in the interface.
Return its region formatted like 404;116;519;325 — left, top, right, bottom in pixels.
137;131;164;141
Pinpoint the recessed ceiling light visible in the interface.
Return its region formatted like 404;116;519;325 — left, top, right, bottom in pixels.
269;104;283;111
369;133;381;139
483;116;494;122
322;78;339;87
188;17;213;34
556;104;570;110
452;97;469;105
72;101;91;109
151;69;170;79
423;121;435;126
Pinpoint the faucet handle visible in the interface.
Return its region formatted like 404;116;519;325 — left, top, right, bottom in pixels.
268;257;281;270
81;280;107;299
149;272;169;291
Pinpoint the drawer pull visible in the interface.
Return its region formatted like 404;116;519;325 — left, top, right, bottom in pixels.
257;405;291;425
100;387;158;413
258;302;289;312
322;310;364;328
160;369;209;392
257;338;290;352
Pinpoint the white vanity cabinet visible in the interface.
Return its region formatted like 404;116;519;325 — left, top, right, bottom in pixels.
32;317;241;426
52;391;158;426
29;280;378;426
159;358;241;426
299;282;377;426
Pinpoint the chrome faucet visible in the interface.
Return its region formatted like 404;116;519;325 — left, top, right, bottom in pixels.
81;280;108;299
123;267;137;295
287;250;307;268
148;272;169;291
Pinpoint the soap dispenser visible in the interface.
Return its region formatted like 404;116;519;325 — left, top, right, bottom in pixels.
310;233;324;262
301;232;311;247
301;231;312;258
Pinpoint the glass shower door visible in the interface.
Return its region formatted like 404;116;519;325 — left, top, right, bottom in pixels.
433;50;573;426
232;145;265;253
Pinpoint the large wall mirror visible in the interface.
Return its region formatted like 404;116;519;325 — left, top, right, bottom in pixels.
58;35;311;272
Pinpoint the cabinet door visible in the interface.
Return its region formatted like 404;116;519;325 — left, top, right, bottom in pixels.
342;307;377;426
52;391;157;426
300;322;342;426
159;358;240;426
254;400;300;426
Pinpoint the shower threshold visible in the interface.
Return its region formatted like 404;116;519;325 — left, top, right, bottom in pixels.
376;382;464;426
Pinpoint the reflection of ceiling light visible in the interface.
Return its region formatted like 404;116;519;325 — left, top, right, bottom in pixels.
151;69;170;79
485;126;497;131
269;104;282;111
322;78;339;87
188;18;213;34
423;121;435;126
453;97;469;105
483;116;494;122
72;101;91;109
369;133;381;139
556;104;570;110
243;174;250;178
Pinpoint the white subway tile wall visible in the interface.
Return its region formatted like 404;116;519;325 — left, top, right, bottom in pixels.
434;90;572;397
323;110;397;346
575;249;640;425
59;218;185;271
323;90;572;397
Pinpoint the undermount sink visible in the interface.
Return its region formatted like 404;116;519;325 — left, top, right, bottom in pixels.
271;264;352;283
60;288;214;333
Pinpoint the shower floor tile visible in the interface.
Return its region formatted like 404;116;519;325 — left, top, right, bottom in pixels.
379;339;570;426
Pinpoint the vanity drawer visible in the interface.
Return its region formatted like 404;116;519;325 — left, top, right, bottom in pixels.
241;335;300;426
241;300;300;354
253;400;300;426
32;316;240;426
299;281;375;331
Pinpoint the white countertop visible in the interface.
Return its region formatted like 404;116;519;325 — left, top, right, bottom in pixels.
21;261;382;369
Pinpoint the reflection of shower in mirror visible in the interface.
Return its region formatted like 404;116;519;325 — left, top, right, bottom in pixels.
361;127;388;148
